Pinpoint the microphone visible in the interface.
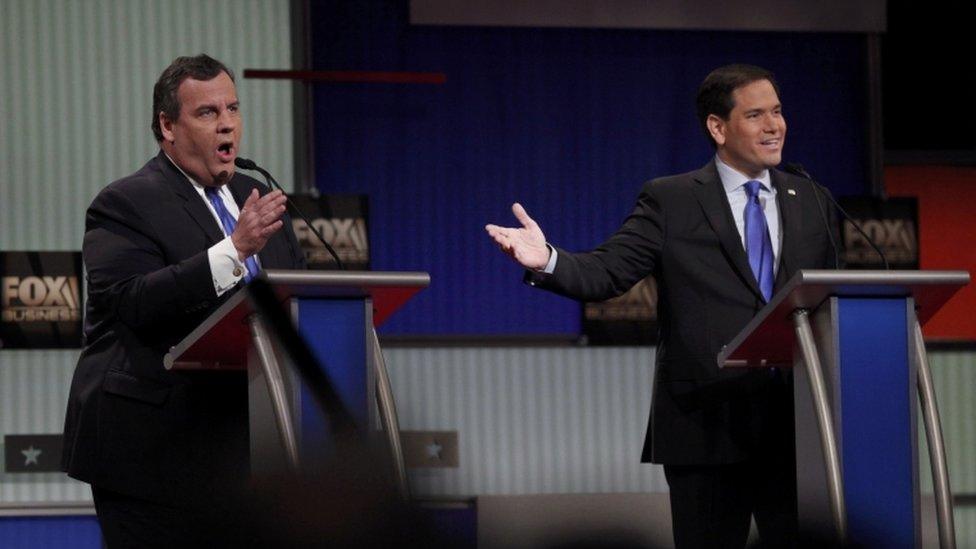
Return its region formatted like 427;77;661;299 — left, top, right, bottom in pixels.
235;157;346;270
783;163;889;270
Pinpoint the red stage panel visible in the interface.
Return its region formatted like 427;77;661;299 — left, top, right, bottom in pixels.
886;166;976;341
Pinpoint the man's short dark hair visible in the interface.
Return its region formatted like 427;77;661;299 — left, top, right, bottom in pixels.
151;54;235;142
695;64;779;147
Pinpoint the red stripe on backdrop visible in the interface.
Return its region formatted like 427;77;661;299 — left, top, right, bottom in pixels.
886;166;976;341
243;69;447;84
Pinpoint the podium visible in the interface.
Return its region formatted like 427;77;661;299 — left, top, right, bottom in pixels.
718;270;969;548
163;270;429;493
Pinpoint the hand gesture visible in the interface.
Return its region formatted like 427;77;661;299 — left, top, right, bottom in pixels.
485;203;551;270
231;189;287;260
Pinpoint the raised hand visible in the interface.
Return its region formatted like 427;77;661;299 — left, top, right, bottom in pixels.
485;203;551;270
231;189;287;260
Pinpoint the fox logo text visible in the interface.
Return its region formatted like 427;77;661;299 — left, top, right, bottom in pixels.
1;276;81;323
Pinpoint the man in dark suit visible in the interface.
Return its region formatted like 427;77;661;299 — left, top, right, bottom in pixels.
486;64;837;547
61;54;305;546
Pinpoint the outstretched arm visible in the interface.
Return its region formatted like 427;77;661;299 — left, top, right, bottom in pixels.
485;203;551;271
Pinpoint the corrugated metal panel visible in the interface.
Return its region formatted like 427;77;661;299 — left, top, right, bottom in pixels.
384;347;667;496
0;351;90;503
919;350;976;495
958;506;976;549
385;346;976;500
0;0;295;253
0;0;293;505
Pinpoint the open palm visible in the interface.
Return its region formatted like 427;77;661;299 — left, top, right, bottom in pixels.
485;203;550;270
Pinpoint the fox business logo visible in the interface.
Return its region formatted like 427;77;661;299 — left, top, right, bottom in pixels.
843;218;918;264
294;217;369;264
1;276;81;323
585;278;657;321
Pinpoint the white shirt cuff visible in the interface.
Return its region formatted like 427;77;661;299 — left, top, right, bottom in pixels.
541;244;557;274
208;237;247;296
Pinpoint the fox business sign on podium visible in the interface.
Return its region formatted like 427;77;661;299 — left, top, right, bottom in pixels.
0;251;83;349
288;194;370;270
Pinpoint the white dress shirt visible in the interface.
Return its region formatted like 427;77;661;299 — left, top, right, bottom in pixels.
714;155;781;274
165;153;254;295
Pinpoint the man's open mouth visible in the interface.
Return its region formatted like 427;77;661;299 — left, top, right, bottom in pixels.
216;142;234;161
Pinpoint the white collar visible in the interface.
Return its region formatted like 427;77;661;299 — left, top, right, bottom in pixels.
163;151;229;197
715;155;772;194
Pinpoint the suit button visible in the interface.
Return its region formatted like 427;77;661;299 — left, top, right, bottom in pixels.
233;266;244;277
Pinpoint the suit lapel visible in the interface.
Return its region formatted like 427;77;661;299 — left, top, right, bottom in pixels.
692;161;765;301
158;152;225;246
772;169;802;291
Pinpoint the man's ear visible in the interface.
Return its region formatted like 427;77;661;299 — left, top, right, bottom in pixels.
159;112;176;143
706;114;726;147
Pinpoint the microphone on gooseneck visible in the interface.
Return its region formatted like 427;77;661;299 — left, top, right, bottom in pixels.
235;157;346;270
783;163;889;270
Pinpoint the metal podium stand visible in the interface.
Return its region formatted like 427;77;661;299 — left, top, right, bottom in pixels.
163;270;429;497
718;270;969;548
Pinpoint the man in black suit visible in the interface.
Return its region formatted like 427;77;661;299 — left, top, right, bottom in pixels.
61;54;305;546
486;64;837;547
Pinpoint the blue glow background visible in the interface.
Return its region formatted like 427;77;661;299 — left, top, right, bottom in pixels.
309;1;869;335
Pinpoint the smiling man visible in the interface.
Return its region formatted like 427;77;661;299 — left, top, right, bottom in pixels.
486;64;838;548
62;55;305;547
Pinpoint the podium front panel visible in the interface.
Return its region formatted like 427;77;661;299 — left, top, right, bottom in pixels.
794;296;920;548
294;297;374;464
835;297;918;548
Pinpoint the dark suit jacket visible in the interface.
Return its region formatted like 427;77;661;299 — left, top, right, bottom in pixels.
61;152;306;505
532;160;836;466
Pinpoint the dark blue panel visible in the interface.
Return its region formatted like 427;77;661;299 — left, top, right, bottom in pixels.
0;516;102;549
837;298;914;548
297;299;368;459
422;502;477;548
309;0;869;335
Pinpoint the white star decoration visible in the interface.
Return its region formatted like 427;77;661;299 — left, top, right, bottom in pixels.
21;445;42;466
425;440;443;460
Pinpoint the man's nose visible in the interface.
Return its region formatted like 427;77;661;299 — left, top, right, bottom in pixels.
217;110;236;132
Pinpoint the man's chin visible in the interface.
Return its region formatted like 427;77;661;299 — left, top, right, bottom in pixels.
214;169;233;185
762;153;783;169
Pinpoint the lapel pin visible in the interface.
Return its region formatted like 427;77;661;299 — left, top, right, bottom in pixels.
787;189;796;196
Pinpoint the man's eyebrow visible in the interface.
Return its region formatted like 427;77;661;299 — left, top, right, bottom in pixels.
743;104;781;114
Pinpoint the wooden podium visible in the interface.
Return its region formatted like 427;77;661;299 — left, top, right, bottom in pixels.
719;270;969;548
163;270;429;495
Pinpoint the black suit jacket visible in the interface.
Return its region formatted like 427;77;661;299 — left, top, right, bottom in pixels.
62;152;306;505
532;160;836;465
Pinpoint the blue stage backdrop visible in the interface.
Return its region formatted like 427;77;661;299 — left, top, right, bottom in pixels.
308;1;869;336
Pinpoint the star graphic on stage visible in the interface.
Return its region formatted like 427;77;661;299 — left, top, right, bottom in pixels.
4;434;63;472
21;445;42;466
425;440;443;461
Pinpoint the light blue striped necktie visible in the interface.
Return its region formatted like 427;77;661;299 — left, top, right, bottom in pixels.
204;186;259;283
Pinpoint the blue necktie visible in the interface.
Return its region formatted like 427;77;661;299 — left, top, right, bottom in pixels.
204;186;259;283
744;180;774;302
